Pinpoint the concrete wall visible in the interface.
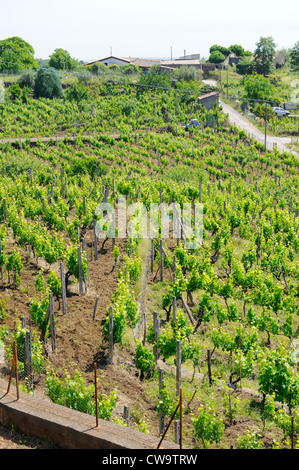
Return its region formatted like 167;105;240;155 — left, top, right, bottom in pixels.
197;92;219;111
99;57;130;66
0;378;178;450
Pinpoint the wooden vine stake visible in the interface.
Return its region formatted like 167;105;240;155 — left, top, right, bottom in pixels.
93;218;98;261
124;405;130;427
60;262;67;315
151;239;154;274
153;311;160;363
25;330;33;392
176;340;181;397
108;306;113;365
2;199;6;221
78;229;84;295
159;368;165;434
0;238;3;280
160;239;164;282
207;349;212;386
173;296;177;323
49;293;56;353
94;362;98;427
7;340;19;400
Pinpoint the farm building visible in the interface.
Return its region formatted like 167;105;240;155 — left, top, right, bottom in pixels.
197;91;219;110
84;55;174;74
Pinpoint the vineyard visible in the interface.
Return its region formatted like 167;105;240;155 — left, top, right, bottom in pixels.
1;79;299;450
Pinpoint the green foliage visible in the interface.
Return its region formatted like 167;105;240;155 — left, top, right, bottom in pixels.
17;69;37;89
47;271;62;298
34;67;63;99
102;275;140;344
253;36;277;76
275;409;299;445
242;73;277;101
229;44;246;57
29;295;50;332
209;45;230;57
35;270;46;294
6;250;23;286
290;41;299;69
66;245;87;280
236;430;264;449
64;83;90;102
192;406;225;448
137;66;171;95
135;341;155;377
0;295;6;322
48;48;78;70
209;51;225;64
258;346;299;411
157;384;182;419
236;57;254;75
45;369;116;420
0;36;38;72
13;319;44;376
8;83;23;101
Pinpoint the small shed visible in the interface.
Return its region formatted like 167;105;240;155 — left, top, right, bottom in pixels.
197;91;219;110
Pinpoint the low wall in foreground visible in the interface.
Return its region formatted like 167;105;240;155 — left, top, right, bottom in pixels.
0;378;177;449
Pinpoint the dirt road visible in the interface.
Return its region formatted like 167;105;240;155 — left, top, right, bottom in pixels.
202;79;299;158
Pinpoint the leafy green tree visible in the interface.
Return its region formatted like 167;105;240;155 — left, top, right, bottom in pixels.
48;48;78;70
236;57;254;75
0;37;38;72
242;73;277;101
253;36;276;76
229;44;245;56
290;41;299;69
209;50;225;64
34;67;63;99
209;45;230;57
175;65;198;82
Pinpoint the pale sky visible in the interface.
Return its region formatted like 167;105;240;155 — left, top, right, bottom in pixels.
0;0;298;61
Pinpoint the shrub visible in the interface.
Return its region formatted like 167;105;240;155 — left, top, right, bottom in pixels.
64;83;90;102
17;69;37;89
34;67;63;99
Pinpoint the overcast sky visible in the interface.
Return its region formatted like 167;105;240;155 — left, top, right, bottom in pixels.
0;0;298;61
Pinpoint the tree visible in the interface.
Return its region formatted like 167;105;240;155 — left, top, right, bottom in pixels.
175;66;198;82
236;57;254;75
229;44;245;57
242;74;277;101
48;48;78;70
209;45;230;57
290;41;299;69
209;50;225;64
253;36;276;76
34;67;63;99
0;37;38;72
